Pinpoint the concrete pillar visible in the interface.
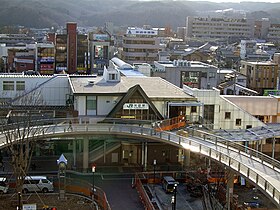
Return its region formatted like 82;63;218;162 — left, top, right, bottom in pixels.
141;142;144;166
226;170;235;210
144;142;148;171
184;149;191;168
104;140;106;164
78;139;82;152
73;139;76;168
35;144;40;156
272;137;276;159
83;138;89;172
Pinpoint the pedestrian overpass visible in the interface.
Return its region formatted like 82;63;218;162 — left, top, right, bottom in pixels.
0;118;280;208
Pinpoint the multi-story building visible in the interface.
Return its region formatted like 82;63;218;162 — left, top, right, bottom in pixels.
153;60;218;89
55;23;89;74
121;27;160;64
267;24;280;41
36;43;55;75
89;32;114;75
240;61;279;95
186;16;254;41
7;47;35;73
254;18;270;40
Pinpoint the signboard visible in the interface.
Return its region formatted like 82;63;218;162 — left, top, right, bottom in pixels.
92;34;109;41
23;204;36;210
123;103;149;110
39;57;55;63
263;89;280;96
126;28;158;36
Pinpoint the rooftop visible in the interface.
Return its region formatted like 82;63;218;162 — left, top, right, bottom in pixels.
70;76;194;99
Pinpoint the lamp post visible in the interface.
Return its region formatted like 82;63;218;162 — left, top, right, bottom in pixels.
153;159;156;183
171;195;175;210
92;165;96;199
173;183;178;210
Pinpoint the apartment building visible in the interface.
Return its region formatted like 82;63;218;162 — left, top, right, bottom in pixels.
153;60;218;89
267;24;280;41
186;16;254;40
240;60;279;95
121;27;161;64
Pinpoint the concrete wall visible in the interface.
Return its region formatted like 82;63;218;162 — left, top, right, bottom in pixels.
0;75;70;106
185;86;265;130
97;96;121;116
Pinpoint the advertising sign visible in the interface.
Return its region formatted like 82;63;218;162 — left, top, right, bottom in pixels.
23;204;36;210
123;103;149;110
92;34;109;41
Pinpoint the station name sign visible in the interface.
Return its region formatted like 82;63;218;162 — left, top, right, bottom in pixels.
123;103;149;110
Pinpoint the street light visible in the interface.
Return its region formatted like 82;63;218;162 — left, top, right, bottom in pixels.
153;159;156;183
92;165;96;199
171;195;175;210
172;183;178;210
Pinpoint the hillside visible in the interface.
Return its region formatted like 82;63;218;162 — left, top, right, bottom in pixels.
0;0;280;28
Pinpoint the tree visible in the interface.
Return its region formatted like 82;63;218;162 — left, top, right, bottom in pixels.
1;89;47;207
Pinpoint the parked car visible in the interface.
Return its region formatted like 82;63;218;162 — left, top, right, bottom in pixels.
23;176;54;193
0;177;9;194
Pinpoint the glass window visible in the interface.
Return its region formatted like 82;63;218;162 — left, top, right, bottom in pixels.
86;96;97;115
236;119;241;126
42;179;48;183
109;73;116;80
3;81;14;91
191;106;197;113
16;81;25;91
225;112;231;119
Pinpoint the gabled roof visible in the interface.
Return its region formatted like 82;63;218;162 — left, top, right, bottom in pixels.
107;84;164;120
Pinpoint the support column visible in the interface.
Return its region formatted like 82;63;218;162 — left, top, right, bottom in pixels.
144;142;148;171
272;137;276;159
184;149;190;168
141;142;145;166
73;139;76;168
83;138;89;172
226;170;235;210
104;140;106;164
260;139;263;153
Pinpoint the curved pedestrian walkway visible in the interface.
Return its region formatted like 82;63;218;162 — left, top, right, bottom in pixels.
0;119;280;208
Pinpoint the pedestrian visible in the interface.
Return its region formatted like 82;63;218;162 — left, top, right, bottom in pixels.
68;120;73;131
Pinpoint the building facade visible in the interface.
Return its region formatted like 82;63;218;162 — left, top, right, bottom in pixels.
153;60;218;89
186;16;254;40
121;27;160;64
240;61;279;95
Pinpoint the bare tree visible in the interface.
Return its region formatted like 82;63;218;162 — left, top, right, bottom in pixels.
1;89;47;199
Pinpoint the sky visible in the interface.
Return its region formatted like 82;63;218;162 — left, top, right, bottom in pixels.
193;0;280;2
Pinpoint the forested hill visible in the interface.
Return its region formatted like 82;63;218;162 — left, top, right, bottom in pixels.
1;0;280;28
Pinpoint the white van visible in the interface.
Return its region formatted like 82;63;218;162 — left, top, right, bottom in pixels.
0;177;9;194
23;176;54;193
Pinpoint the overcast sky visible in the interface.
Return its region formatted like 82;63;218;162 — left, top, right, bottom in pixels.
192;0;280;2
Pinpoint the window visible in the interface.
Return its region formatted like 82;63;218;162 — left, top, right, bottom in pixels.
42;179;48;183
109;73;117;80
209;72;216;78
3;81;14;91
191;106;197;113
236;119;241;126
86;96;97;115
225;112;231;119
16;81;25;91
